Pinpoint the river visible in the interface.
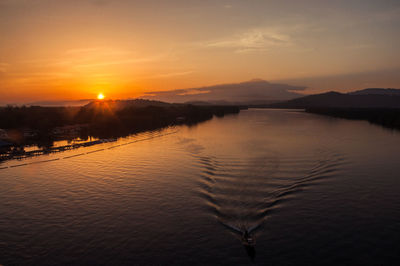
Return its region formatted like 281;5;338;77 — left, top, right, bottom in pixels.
1;109;399;265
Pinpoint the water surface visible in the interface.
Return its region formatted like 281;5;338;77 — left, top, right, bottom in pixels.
1;109;400;265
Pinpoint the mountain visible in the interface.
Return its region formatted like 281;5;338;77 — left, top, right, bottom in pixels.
143;79;306;104
83;99;172;110
270;91;400;109
349;88;400;96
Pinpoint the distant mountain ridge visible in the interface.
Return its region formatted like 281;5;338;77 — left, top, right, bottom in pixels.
270;90;400;109
84;99;172;110
349;88;400;96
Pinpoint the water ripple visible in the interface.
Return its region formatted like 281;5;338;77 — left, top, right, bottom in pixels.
192;149;347;237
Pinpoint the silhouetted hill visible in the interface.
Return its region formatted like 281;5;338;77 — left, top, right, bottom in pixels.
84;99;171;110
185;101;214;106
185;99;278;106
265;89;400;131
305;108;400;131
349;88;400;96
269;91;400;109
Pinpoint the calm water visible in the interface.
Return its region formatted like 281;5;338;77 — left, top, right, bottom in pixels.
1;109;400;265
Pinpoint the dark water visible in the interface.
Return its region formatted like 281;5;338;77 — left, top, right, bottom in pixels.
1;109;400;265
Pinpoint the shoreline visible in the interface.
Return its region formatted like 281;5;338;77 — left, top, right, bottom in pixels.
0;102;241;162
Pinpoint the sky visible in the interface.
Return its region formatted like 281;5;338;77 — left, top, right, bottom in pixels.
0;0;400;103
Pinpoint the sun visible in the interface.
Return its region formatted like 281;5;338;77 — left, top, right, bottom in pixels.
97;93;105;100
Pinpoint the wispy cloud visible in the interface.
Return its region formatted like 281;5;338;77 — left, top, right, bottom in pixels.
143;79;306;103
203;27;295;53
177;89;210;96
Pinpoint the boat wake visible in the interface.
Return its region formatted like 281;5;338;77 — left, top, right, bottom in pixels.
192;149;347;239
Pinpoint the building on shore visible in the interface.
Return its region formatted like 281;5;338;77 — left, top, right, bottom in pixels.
51;124;88;137
22;128;38;138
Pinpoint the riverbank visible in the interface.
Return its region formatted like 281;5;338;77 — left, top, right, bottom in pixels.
0;100;240;161
305;107;400;130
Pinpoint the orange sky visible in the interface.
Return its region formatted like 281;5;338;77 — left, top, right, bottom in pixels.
1;0;400;103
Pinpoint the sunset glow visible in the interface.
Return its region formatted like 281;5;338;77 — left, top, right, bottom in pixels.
0;1;399;104
97;93;105;100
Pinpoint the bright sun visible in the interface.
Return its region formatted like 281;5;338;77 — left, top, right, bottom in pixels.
97;93;105;100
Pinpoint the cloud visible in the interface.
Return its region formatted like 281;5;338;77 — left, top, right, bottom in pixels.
202;27;295;53
196;21;321;54
177;89;210;96
143;79;306;103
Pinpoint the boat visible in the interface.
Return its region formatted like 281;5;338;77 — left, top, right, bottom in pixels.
242;230;256;246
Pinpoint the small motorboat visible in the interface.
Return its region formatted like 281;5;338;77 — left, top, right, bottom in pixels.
242;230;256;246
